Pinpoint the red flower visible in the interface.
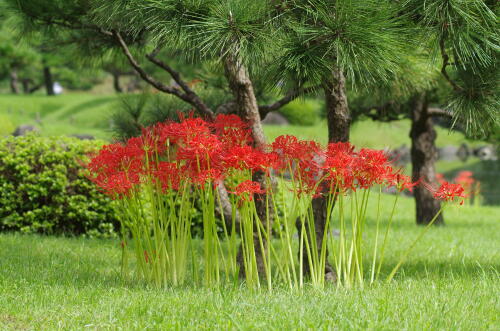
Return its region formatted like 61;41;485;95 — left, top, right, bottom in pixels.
86;142;144;198
353;148;390;189
454;171;474;186
426;181;467;204
271;135;323;187
157;117;211;145
152;162;181;191
221;145;260;171
212;114;253;147
435;173;446;184
231;180;265;201
323;142;356;192
93;171;140;198
384;170;419;192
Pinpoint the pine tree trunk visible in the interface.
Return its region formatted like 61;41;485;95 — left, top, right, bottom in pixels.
410;93;444;226
9;70;20;94
21;79;30;94
297;69;349;281
44;65;55;96
112;72;123;93
223;55;272;276
324;69;350;143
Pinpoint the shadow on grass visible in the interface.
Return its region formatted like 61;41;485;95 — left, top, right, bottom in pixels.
377;259;500;281
1;234;498;292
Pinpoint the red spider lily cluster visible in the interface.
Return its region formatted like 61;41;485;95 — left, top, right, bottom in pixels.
85;114;467;289
86;114;465;203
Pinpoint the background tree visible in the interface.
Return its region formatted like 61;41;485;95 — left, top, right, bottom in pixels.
350;0;498;225
271;0;409;277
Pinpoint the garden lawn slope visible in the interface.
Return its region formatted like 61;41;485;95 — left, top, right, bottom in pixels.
0;94;484;148
0;196;498;330
0;94;118;140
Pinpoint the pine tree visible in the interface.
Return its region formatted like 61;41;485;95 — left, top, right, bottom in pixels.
270;0;410;277
350;0;498;225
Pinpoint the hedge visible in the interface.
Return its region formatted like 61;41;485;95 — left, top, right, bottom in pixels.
0;135;119;237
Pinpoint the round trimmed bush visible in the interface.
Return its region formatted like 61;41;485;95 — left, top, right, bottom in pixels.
0;135;119;237
278;98;323;126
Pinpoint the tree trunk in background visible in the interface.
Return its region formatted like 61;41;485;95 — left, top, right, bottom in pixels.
297;69;350;280
410;93;444;226
43;65;55;96
21;79;30;94
112;72;123;93
223;55;272;276
9;70;20;94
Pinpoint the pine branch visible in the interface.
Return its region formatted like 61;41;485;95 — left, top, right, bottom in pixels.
439;34;463;92
428;107;453;118
145;48;214;119
113;31;215;119
259;85;318;118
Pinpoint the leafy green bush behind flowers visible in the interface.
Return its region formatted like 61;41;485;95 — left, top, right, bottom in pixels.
0;135;119;237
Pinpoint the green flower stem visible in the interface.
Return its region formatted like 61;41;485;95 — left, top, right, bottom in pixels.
370;186;382;284
376;193;399;281
386;206;446;282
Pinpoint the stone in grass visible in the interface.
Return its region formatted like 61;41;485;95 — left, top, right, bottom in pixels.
12;125;40;136
262;112;290;126
71;134;95;140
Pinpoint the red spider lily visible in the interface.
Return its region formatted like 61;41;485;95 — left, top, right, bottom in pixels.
152;161;181;191
425;181;467;204
220;145;263;171
87;142;144;177
435;173;446;184
86;142;144;197
212;114;253;147
272;135;322;163
384;170;419;192
157;117;211;145
323;142;356;192
454;171;475;186
231;180;266;201
353;149;391;189
93;171;140;198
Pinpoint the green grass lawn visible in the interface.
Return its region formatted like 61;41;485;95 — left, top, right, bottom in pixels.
1;93;484;148
1;195;499;330
264;119;484;150
0;94;118;140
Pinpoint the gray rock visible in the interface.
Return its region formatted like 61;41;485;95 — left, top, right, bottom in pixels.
71;134;95;140
262;112;290;126
456;143;470;162
12;125;40;136
474;145;498;161
438;145;459;161
389;144;410;166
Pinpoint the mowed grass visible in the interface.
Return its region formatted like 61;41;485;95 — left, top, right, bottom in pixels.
264;119;484;150
0;94;118;140
1;94;485;149
1;195;499;330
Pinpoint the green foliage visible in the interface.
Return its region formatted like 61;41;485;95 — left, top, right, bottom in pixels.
110;91;232;141
278;98;322;126
272;0;410;88
0;135;119;237
402;0;499;137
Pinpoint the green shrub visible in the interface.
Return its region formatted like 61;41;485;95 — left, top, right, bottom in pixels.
0;135;119;237
278;98;323;126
